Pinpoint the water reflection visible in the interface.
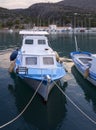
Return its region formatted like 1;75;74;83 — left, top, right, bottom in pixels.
9;73;68;130
1;32;96;58
0;32;21;50
71;65;96;113
48;34;74;58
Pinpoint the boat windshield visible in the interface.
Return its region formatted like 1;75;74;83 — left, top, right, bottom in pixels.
43;57;54;65
38;40;46;45
25;39;33;44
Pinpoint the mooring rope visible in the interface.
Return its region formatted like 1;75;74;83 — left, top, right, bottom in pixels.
53;81;96;125
0;80;43;129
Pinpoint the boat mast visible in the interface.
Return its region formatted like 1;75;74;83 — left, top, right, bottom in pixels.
74;36;79;51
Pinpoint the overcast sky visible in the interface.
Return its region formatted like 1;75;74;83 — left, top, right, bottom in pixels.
0;0;62;9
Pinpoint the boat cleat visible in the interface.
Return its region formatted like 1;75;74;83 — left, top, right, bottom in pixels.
44;75;51;83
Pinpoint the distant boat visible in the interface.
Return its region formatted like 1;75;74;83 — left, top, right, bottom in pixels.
70;51;96;86
9;30;66;101
9;29;13;33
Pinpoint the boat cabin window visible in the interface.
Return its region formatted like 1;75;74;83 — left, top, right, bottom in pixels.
38;40;46;45
43;57;54;65
26;57;37;65
25;39;33;44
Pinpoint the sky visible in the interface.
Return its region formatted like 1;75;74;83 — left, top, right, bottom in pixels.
0;0;62;9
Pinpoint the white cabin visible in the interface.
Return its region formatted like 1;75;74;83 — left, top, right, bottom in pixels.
18;31;57;69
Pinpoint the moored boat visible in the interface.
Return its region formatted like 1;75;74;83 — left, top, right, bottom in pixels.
70;51;96;86
9;30;66;101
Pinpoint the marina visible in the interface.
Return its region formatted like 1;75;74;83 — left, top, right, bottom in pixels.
0;32;96;130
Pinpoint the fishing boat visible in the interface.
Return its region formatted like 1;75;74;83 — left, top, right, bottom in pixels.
70;51;96;86
9;30;66;101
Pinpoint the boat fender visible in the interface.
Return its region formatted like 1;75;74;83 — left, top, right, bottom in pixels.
10;49;18;61
55;51;60;62
59;57;65;63
9;61;15;73
84;68;89;79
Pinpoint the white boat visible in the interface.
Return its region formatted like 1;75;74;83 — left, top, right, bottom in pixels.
9;30;66;101
70;51;96;86
9;29;13;33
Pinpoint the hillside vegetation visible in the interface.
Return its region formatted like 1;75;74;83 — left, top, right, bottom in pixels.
0;0;96;29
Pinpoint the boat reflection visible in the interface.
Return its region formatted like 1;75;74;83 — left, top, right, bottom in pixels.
9;73;68;130
71;65;96;113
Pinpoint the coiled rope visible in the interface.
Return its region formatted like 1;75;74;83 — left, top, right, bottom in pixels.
54;81;96;125
0;80;43;129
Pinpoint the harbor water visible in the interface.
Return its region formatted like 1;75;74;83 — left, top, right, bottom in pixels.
0;31;96;130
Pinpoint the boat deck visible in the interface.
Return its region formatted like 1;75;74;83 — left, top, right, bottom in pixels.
74;53;92;65
79;57;92;64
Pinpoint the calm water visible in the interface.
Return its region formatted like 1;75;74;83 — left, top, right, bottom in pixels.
0;32;96;130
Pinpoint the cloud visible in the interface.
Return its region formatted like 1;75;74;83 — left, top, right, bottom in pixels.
0;0;32;9
0;0;61;9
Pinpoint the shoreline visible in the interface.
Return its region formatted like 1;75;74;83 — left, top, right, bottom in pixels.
0;50;12;69
0;29;20;33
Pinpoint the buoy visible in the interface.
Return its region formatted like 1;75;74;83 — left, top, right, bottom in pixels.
55;51;60;62
84;68;89;78
55;51;59;61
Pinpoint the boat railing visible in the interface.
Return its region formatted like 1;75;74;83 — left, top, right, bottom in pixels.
30;67;56;78
17;66;62;79
40;67;63;79
40;68;56;79
16;67;28;74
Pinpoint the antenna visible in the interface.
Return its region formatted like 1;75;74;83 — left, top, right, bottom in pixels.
74;36;78;51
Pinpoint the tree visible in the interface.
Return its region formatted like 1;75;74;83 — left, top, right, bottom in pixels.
6;20;13;28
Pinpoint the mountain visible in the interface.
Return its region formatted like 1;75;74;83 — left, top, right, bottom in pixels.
27;2;90;19
59;0;96;12
0;0;96;29
0;0;96;20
